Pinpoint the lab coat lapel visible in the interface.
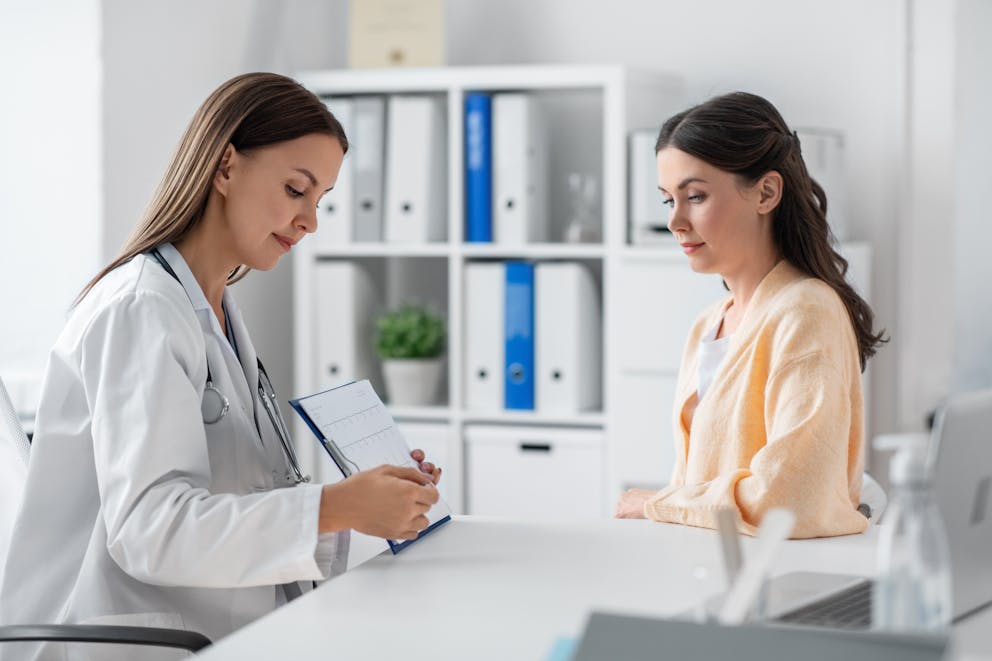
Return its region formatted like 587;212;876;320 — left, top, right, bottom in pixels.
155;244;257;439
223;291;289;481
223;292;262;433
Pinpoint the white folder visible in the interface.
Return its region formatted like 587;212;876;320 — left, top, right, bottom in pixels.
535;262;601;413
352;96;386;242
629;128;671;244
464;262;505;411
384;95;447;243
314;98;355;247
493;93;548;244
312;261;383;394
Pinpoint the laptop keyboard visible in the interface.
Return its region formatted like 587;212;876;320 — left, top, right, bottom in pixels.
774;580;873;630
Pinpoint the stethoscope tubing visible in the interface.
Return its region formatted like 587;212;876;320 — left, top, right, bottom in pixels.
257;363;310;484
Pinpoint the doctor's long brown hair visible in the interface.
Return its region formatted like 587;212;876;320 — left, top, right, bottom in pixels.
655;92;887;371
77;72;348;304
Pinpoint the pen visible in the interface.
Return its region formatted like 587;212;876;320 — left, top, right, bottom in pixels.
322;438;358;477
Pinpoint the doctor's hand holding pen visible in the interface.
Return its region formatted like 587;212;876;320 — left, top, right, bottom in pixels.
317;464;440;540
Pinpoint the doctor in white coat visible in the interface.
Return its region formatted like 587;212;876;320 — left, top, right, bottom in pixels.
0;72;441;656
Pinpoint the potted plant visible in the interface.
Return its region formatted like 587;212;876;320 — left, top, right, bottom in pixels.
374;303;446;406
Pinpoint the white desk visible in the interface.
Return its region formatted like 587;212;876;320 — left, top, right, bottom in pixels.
195;517;992;660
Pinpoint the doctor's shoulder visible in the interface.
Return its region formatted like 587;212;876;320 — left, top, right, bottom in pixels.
63;254;205;360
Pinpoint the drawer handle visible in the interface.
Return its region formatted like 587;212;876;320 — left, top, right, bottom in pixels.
519;442;552;453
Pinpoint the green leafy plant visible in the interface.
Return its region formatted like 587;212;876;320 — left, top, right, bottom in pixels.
375;304;446;359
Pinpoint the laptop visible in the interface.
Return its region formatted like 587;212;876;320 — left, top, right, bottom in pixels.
571;612;948;661
766;388;992;629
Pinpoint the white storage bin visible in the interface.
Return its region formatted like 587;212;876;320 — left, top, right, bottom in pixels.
465;425;605;518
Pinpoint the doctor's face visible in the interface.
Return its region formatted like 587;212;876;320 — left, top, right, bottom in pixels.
656;147;771;278
218;133;344;271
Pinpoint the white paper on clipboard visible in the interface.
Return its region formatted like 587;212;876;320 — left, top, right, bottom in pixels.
290;380;452;544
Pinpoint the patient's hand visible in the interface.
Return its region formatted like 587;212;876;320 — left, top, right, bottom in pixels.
614;488;655;519
410;448;442;485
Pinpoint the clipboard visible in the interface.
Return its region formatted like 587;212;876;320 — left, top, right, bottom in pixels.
290;379;451;553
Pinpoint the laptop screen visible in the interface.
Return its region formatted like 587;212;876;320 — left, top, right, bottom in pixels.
929;389;992;620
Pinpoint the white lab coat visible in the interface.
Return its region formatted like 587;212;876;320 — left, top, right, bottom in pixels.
0;244;348;655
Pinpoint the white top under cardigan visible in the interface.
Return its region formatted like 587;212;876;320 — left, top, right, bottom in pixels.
696;310;731;402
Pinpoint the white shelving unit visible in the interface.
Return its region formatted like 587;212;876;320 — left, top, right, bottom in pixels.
292;65;694;516
292;65;869;518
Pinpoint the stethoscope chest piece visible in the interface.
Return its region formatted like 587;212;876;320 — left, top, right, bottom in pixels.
202;381;230;424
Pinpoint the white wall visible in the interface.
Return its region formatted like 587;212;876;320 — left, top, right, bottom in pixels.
901;0;992;425
101;0;348;402
445;0;908;437
15;0;988;438
900;0;956;431
952;0;992;393
0;0;102;411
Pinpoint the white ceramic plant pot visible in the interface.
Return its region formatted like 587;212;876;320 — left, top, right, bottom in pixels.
381;358;444;406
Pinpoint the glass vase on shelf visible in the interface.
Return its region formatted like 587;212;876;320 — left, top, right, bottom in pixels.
563;172;601;244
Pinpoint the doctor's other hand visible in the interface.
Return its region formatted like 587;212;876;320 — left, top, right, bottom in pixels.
614;488;655;519
318;465;439;540
410;448;442;485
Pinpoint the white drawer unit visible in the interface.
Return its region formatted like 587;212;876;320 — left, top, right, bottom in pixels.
610;372;678;493
465;425;605;518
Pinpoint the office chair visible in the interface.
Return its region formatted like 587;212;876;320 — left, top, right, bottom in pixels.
0;377;211;654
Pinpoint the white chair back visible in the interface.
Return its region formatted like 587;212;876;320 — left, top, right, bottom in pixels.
861;471;888;524
0;377;30;588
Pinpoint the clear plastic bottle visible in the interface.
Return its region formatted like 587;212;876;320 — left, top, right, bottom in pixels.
871;440;953;631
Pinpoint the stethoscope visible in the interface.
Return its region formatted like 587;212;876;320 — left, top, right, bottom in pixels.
150;248;311;486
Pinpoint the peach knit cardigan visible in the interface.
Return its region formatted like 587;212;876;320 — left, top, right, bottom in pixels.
644;260;868;538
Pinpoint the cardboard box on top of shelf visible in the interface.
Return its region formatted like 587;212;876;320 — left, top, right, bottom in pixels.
349;0;444;68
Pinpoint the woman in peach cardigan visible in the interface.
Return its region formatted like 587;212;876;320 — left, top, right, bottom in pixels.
615;92;886;538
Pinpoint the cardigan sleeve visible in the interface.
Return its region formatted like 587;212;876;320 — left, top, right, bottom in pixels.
644;351;868;538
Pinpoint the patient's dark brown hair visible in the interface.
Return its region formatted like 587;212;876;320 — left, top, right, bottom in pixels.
656;92;887;370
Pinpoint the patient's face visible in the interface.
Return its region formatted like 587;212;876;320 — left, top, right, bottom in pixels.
656;147;770;277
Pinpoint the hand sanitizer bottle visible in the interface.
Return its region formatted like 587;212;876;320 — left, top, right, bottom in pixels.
872;437;953;631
